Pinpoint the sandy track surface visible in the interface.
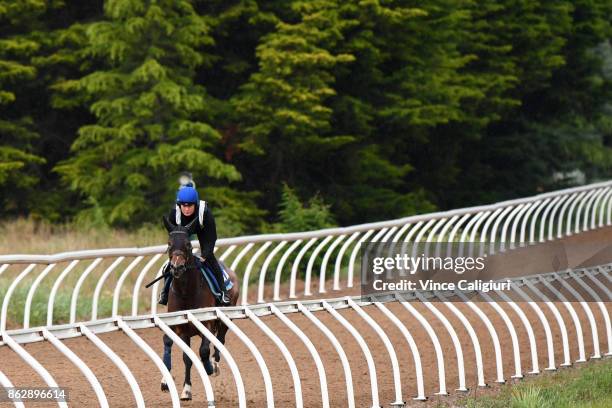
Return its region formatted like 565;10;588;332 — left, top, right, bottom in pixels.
1;228;611;407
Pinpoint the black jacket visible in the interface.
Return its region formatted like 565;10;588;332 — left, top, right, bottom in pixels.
168;203;217;260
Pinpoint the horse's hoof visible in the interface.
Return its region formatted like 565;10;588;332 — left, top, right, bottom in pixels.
204;360;214;375
213;361;220;376
180;384;192;400
161;382;169;392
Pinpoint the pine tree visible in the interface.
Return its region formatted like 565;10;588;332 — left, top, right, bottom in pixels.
233;0;355;153
24;2;104;221
55;0;241;225
411;0;572;206
0;0;47;214
231;0;441;223
231;0;355;209
271;183;336;232
326;0;470;220
453;0;612;205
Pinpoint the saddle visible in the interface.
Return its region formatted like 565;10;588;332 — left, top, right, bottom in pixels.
194;257;233;302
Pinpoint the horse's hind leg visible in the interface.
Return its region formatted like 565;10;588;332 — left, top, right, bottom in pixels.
161;334;173;392
200;335;215;375
210;322;229;376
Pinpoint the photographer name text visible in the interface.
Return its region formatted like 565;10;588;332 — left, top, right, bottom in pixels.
371;279;512;292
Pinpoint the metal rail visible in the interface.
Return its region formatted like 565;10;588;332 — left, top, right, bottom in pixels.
0;264;608;406
2;181;612;332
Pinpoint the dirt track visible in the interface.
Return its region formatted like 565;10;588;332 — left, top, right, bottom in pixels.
1;228;611;407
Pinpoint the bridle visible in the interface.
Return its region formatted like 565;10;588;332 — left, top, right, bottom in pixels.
163;214;198;280
167;230;193;278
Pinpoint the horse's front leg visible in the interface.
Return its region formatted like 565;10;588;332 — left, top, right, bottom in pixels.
161;334;173;392
181;335;193;401
200;334;214;375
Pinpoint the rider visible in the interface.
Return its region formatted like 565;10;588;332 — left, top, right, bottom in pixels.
158;183;230;305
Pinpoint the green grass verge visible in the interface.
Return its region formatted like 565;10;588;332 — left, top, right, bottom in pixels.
0;282;144;328
462;359;612;408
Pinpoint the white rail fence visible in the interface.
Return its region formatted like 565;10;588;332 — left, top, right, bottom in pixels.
1;181;612;331
0;265;610;407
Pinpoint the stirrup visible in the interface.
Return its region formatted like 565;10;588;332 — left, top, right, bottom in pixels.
220;291;230;304
158;292;168;306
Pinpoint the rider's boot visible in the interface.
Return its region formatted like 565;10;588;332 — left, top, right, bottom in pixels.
220;287;230;305
209;257;230;304
158;269;173;305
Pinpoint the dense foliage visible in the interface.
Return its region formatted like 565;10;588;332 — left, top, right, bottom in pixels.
1;0;611;234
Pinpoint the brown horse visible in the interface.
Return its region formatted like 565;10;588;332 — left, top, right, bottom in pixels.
160;216;239;400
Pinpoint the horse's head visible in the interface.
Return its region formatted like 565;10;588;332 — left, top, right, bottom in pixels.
163;216;197;279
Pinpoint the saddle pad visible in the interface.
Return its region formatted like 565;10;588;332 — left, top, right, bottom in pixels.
197;259;233;296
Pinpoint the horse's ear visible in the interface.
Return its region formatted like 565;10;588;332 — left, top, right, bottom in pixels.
162;216;174;232
185;217;197;235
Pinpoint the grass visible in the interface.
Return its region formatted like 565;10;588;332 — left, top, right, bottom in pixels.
0;280;148;328
0;218;170;329
0;217;166;255
459;358;612;408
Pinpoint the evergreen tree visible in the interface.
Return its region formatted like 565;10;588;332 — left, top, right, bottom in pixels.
328;0;468;220
1;0;611;230
55;0;241;225
453;0;612;205
233;0;441;223
27;2;103;221
232;0;355;191
0;0;47;215
413;0;573;206
197;0;277;102
271;183;336;232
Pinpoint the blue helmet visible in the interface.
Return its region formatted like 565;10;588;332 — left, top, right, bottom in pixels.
176;186;199;204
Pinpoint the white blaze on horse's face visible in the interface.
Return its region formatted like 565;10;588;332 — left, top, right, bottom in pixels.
170;250;187;278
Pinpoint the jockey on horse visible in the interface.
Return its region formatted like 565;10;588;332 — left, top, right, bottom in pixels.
158;178;231;305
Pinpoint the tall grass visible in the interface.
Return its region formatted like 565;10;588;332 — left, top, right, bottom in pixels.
510;386;548;408
0;217;166;255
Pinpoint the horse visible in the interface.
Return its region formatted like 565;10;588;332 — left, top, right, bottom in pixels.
159;216;239;400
